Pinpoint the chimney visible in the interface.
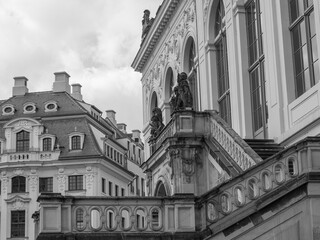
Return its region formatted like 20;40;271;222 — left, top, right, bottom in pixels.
132;130;141;142
71;83;83;101
106;110;117;126
117;123;127;134
13;76;29;96
53;72;71;93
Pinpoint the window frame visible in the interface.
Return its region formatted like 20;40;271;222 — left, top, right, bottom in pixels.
68;175;83;191
11;210;25;238
12;176;26;193
16;130;30;152
39;177;53;193
289;0;319;98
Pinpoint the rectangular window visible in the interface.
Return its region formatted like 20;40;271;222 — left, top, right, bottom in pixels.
16;131;30;152
43;138;52;151
246;0;268;137
115;185;119;196
39;177;53;192
109;181;113;196
110;148;113;159
107;145;110;157
12;176;26;193
68;175;83;191
289;0;319;97
114;150;116;160
71;136;81;150
11;210;25;237
121;188;125;196
102;178;106;193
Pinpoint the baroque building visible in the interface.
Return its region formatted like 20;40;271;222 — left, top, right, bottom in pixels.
36;0;320;239
0;72;145;239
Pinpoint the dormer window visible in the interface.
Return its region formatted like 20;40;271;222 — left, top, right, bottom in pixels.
16;130;30;152
2;105;15;115
68;132;85;151
44;101;58;112
23;103;36;114
43;138;52;151
71;136;81;150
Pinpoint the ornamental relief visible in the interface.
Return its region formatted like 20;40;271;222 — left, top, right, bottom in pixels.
28;175;39;192
57;174;66;193
145;2;196;103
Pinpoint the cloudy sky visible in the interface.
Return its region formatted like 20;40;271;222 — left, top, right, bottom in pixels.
0;0;162;132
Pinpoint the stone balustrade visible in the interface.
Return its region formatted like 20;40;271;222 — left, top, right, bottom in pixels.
0;150;60;162
37;194;195;235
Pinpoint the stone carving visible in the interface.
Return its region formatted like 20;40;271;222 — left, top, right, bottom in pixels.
13;199;25;210
85;173;95;190
149;107;164;140
141;10;154;41
14;168;24;176
168;148;181;179
57;174;66;193
182;158;195;183
28;175;39;192
170;72;193;111
1;177;8;194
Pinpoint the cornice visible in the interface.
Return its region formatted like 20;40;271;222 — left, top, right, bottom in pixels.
131;0;180;73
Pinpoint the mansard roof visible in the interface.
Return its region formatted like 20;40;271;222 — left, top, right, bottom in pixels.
0;91;86;119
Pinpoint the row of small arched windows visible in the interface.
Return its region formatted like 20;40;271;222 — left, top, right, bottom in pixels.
207;158;298;221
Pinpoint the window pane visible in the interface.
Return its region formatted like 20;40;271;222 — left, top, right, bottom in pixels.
289;0;299;23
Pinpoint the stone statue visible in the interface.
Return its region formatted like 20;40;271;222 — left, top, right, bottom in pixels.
142;10;154;41
150;107;164;140
169;72;193;111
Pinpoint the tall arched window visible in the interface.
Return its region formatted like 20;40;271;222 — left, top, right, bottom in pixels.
184;37;198;110
150;92;158;116
215;0;231;125
16;130;30;152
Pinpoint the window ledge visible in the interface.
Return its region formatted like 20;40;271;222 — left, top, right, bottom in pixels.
65;189;86;196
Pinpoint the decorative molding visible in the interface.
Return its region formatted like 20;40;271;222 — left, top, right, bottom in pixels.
28;175;39;192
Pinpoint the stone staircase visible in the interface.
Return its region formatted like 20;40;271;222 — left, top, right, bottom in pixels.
244;139;284;160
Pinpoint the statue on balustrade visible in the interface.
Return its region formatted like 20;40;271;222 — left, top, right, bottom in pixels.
169;72;193;112
150;107;164;140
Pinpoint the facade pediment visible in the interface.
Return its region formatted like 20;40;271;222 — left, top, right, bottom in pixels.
4;117;42;130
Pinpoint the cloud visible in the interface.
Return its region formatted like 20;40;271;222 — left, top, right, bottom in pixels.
0;0;162;132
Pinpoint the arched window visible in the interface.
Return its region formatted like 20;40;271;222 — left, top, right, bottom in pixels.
261;172;272;191
43;138;52;151
275;165;285;183
234;187;245;206
248;179;259;199
214;0;231;125
220;194;231;213
16;130;30;152
71;136;81;150
12;176;26;193
288;158;298;176
184;37;198;110
76;208;84;229
155;181;167;197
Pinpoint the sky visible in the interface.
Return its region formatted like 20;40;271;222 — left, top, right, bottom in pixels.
0;0;162;132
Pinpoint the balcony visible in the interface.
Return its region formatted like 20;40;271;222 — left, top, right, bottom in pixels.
0;149;61;162
147;110;260;172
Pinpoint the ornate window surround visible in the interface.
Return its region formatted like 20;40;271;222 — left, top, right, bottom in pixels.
44;101;58;112
39;134;56;152
2;104;15;116
23;102;37;114
68;132;85;151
